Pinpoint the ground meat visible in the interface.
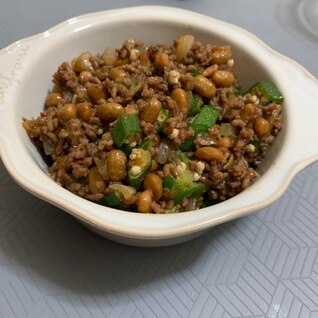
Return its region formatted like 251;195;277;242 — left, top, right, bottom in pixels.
23;36;283;213
53;62;79;90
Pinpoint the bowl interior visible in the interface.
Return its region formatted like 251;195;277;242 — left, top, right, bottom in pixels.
14;13;286;195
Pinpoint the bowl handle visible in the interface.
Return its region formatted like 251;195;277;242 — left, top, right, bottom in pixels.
0;43;32;158
279;57;318;167
0;43;31;112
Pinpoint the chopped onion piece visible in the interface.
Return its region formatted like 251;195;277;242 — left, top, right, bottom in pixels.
102;47;117;65
175;35;195;62
185;198;197;211
43;141;55;155
73;52;94;73
93;157;108;180
157;142;170;164
108;184;136;201
219;123;237;136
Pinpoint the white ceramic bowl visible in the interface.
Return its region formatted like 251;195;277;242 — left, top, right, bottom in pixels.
1;6;318;246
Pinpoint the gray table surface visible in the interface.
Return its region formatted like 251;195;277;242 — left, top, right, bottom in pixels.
1;1;318;317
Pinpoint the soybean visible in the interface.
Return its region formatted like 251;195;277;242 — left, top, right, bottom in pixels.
195;147;225;163
171;88;189;114
57;103;77;122
140;98;161;123
45;92;63;107
202;65;218;77
254;118;269;137
143;173;163;201
240;103;256;121
212;70;235;87
106;150;127;181
86;83;105;102
211;46;232;65
217;137;233;148
109;67;128;81
137;190;153;213
193;75;216;98
154;52;169;70
79;71;93;84
95;102;124;121
88;166;105;194
77;102;93;121
139;49;149;66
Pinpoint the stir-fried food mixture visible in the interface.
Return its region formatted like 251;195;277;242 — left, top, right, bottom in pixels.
23;35;283;213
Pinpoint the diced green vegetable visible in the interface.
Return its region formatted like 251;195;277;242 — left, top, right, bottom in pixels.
180;105;219;151
128;148;152;188
156;108;170;133
176;150;190;163
129;77;142;97
245;81;284;104
140;138;153;150
191;105;219;134
191;69;200;77
98;192;122;208
164;170;208;204
174;183;207;204
188;93;200;116
177;170;193;187
190;183;207;197
179;136;196;152
112;114;141;147
163;175;175;189
232;86;241;96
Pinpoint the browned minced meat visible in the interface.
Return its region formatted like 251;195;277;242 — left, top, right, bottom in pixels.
23;36;283;213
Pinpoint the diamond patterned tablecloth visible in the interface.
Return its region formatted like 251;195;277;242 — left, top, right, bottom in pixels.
1;0;318;317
